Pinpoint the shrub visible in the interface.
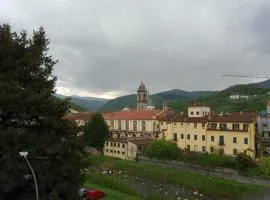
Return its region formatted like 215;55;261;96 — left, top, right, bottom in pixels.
145;140;180;160
236;153;256;169
259;157;270;176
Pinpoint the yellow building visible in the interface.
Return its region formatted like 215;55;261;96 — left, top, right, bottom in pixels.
160;105;257;159
103;138;153;160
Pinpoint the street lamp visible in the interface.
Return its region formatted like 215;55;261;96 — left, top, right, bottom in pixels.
19;151;39;200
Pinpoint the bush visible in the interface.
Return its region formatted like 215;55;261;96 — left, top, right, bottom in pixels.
145;140;180;160
236;153;256;169
259;157;270;176
179;150;237;168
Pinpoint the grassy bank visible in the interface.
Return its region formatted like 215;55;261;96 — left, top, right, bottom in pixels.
88;155;266;199
84;182;143;200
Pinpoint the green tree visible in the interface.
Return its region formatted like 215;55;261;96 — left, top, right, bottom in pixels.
0;24;86;200
145;140;180;160
83;113;111;151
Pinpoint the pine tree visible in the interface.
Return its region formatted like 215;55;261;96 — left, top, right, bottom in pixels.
0;24;86;200
83;113;111;151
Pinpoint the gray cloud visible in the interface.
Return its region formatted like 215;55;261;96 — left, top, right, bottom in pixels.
1;0;270;98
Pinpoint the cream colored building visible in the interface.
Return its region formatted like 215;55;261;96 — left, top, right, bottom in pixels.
160;106;257;159
103;138;153;160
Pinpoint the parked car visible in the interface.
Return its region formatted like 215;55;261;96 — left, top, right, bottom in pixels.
79;188;105;200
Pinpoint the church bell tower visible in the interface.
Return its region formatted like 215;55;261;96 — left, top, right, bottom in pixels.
137;82;147;110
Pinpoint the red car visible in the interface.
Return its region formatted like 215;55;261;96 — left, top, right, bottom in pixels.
85;189;105;200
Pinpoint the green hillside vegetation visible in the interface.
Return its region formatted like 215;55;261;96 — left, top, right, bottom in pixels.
170;84;270;113
99;90;213;112
56;93;108;111
69;101;87;112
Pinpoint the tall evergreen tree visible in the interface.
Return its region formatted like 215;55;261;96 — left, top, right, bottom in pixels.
83;113;111;151
0;24;86;200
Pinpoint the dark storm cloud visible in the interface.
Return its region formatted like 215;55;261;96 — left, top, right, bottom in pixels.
1;0;270;98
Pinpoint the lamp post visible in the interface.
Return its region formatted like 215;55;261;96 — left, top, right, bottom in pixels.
19;151;39;200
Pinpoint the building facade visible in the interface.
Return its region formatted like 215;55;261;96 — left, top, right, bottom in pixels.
257;100;270;155
160;105;257;159
103;138;153;160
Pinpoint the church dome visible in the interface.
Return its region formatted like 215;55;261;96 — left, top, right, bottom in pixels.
137;82;147;92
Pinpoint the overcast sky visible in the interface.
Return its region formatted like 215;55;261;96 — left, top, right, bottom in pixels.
1;0;270;99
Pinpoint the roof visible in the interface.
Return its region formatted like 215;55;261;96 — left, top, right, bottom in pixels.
159;112;257;123
128;138;154;145
103;110;168;120
107;138;154;145
207;113;257;123
64;112;92;121
137;82;147;92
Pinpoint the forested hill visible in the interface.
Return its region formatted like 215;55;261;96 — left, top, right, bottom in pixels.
170;83;270;113
98;90;213;112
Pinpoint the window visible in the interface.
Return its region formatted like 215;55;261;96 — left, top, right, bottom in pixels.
122;152;125;155
210;123;217;130
244;138;248;144
160;122;163;125
233;124;240;131
196;111;199;115
110;142;112;147
202;146;206;152
113;150;116;153
110;150;113;153
190;112;194;115
117;151;120;154
174;122;177;125
233;137;237;144
219;136;224;145
133;121;137;131
233;149;237;155
211;136;214;142
114;143;116;147
122;144;125;148
110;120;114;127
202;123;205;128
194;135;197;140
118;120;121;130
142;121;146;131
210;147;214;153
194;123;197;129
181;123;183;127
106;142;108;146
187;145;190;151
132;133;136;137
181;134;184;139
106;149;108;152
194;145;198;152
173;133;178;141
220;123;227;130
243;124;249;131
117;143;120;148
187;134;190;140
125;120;129;130
202;135;206;141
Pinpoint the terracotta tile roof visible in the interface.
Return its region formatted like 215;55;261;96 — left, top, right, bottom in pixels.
107;138;154;145
207;113;257;123
103;110;166;120
128;138;154;145
64;112;92;121
160;112;257;123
